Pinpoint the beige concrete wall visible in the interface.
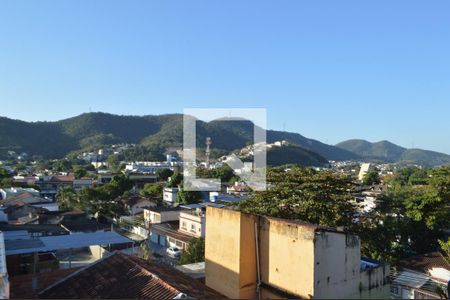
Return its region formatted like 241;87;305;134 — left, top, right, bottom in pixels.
205;207;389;299
205;207;257;299
259;217;316;298
89;245;108;260
179;212;205;237
313;231;361;299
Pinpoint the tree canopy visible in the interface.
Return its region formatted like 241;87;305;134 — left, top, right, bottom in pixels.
239;167;356;227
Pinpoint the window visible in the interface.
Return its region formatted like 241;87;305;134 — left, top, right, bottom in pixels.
191;224;196;233
181;221;187;230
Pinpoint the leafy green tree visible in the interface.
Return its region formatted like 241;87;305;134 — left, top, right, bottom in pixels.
0;177;13;188
107;154;121;173
0;168;10;180
74;166;88;179
359;167;450;262
176;187;202;205
408;168;429;185
167;172;183;187
140;183;164;201
179;237;205;265
53;160;72;172
56;186;77;210
156;168;173;181
363;170;381;186
438;238;450;262
239;167;356;227
140;242;153;261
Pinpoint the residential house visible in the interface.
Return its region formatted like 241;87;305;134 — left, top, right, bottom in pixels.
11;176;38;186
163;187;178;205
2;203;46;225
143;206;182;226
179;209;205;238
36;175;75;199
205;206;390;299
26;251;223;299
118;196;156;216
72;178;93;191
0;188;40;200
150;221;193;250
391;252;449;299
0;192;51;207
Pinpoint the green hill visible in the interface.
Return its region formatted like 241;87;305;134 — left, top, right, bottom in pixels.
336;139;450;166
267;145;329;167
0;112;357;161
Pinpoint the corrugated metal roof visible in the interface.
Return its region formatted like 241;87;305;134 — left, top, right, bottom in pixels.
5;231;132;255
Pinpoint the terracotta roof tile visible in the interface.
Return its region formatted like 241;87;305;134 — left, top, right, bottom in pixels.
10;268;80;299
38;252;224;299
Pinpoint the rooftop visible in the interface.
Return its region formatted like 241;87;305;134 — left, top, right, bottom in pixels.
37;252;223;299
397;251;450;274
144;206;183;213
10;268;80;299
5;231;132;255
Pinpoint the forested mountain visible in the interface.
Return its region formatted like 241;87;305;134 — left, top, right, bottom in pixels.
1;113;448;167
0;113;356;163
336;139;450;166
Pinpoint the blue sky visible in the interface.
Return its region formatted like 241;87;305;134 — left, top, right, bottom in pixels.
1;1;449;153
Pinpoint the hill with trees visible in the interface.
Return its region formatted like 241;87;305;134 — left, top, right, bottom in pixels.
336;139;450;166
0;112;357;161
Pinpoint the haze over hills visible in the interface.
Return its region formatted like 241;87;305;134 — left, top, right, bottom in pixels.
336;139;450;167
0;113;355;165
0;112;448;167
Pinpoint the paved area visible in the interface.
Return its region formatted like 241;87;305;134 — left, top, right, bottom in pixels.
56;249;98;269
148;241;179;267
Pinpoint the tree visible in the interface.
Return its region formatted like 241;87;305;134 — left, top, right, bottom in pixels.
359;166;450;262
74;166;88;179
140;242;154;261
53;160;72;172
140;183;164;201
176;187;202;205
156;168;173;181
107;154;121;173
167;172;183;187
56;186;77;210
179;237;205;265
363;170;380;186
438;238;450;263
239;167;356;227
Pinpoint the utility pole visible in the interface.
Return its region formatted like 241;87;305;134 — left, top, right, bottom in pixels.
205;137;211;169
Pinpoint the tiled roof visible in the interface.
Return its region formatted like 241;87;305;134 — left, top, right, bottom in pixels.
38;252;224;299
0;192;45;205
51;175;75;182
10;268;81;299
397;251;450;274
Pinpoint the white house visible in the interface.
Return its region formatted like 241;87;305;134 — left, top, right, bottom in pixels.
163;187;178;205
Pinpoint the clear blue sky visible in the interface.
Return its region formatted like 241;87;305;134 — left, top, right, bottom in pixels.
1;1;449;153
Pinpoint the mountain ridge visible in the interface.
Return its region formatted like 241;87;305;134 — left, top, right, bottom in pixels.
336;139;450;166
0;112;356;164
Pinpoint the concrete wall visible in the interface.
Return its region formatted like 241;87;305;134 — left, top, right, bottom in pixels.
313;231;361;299
205;207;389;300
179;212;205;238
89;245;108;260
258;217;316;298
205;207;257;299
